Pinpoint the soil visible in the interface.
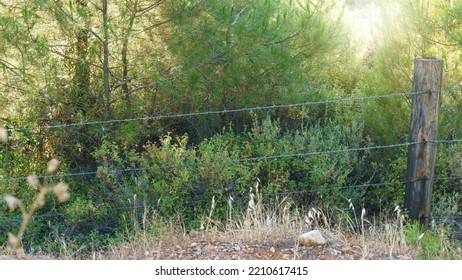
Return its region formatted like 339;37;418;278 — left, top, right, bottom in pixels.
123;233;413;260
146;239;364;260
1;236;412;260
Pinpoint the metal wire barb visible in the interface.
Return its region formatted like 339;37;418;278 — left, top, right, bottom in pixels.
5;90;425;133
1;88;461;226
0;139;462;182
0;140;431;182
2;175;461;223
1;138;461;182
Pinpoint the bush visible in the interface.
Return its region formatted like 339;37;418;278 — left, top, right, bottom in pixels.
3;109;460;254
87;114;372;229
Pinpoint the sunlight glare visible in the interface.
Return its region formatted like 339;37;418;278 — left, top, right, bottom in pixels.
341;0;401;57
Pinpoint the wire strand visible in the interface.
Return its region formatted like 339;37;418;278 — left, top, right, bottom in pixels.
5;90;425;133
2;175;461;222
442;86;462;93
429;139;462;144
2;138;461;182
0;140;422;182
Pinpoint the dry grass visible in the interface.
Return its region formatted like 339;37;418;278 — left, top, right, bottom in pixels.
2;178;460;260
99;182;461;260
1;157;70;259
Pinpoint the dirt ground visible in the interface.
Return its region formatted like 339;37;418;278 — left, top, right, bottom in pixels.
107;230;417;260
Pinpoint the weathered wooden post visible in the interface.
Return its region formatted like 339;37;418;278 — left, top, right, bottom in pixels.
405;58;443;227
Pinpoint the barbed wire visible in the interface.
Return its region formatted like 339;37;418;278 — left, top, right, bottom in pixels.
266;181;404;196
1;138;461;183
433;175;462;182
5;90;426;133
0;140;422;182
441;86;462;93
429;139;462;144
1;88;461;225
4;85;462;134
0;183;409;222
1;175;461;223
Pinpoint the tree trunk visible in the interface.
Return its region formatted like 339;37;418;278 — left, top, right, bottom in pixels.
121;1;138;109
102;0;111;120
75;0;90;112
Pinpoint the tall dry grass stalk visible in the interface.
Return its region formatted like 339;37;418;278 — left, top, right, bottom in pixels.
101;185;460;260
0;126;7;143
219;179;311;245
2;159;70;257
105;206;188;260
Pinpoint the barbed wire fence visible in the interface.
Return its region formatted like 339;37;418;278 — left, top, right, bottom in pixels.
0;89;433;133
1;86;461;238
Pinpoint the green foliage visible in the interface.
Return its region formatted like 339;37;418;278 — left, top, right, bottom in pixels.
87;114;371;228
156;0;341;139
1;0;462;256
404;221;460;260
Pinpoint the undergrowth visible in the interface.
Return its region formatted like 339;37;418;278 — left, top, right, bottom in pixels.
1;127;70;257
99;181;461;260
1;118;460;259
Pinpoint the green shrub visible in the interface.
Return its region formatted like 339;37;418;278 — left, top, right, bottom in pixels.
404;221;460;259
88;113;373;229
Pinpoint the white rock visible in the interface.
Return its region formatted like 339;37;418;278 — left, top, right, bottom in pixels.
299;230;327;246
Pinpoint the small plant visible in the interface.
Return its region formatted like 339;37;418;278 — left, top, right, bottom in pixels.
404;221;460;260
2;156;70;257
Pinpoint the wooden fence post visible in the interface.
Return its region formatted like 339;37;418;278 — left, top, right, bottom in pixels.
405;58;443;227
